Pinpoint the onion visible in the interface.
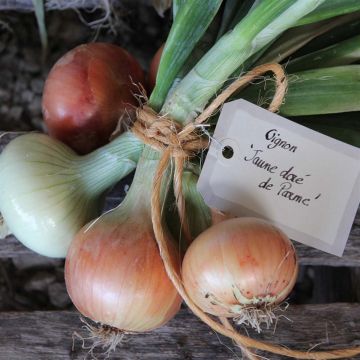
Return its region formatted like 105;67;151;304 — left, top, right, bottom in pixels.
182;217;298;331
0;132;142;257
42;43;145;154
65;156;182;339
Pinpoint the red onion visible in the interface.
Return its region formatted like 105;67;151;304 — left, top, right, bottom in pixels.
42;42;145;154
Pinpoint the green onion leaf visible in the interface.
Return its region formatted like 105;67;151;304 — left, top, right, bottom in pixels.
286;34;360;73
172;0;184;19
297;0;360;26
255;14;358;65
182;170;212;238
217;0;254;39
240;66;360;116
163;0;327;123
149;0;223;112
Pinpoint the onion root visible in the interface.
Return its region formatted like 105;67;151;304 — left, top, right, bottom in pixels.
73;317;130;359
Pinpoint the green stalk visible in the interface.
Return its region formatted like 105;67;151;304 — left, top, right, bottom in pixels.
240;66;360;116
128;1;326;251
254;14;358;65
296;0;360;26
127;1;225;241
165;168;214;250
295;18;360;58
217;0;254;39
230;12;360;76
162;0;326;124
78;132;143;195
286;34;360;73
149;0;223;112
182;170;212;238
172;0;185;18
228;0;262;31
176;12;222;80
217;0;242;39
232;13;356;76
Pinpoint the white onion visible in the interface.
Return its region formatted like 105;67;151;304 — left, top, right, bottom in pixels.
0;132;142;257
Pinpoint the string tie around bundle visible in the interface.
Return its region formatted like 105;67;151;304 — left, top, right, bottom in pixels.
131;63;360;359
133;63;287;242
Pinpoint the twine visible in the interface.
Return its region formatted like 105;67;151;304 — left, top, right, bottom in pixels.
132;63;360;359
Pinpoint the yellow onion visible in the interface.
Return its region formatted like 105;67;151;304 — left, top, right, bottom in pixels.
65;157;182;336
182;217;298;331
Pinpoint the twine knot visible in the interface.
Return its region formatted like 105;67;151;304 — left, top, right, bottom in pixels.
133;105;208;159
132;63;290;244
133;63;289;166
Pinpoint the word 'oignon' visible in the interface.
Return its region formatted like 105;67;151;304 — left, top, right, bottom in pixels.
266;129;298;153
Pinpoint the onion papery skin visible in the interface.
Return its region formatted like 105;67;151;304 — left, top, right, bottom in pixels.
43;43;145;154
182;218;298;318
0;133;141;258
65;201;182;332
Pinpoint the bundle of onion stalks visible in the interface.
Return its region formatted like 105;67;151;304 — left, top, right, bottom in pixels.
0;1;359;358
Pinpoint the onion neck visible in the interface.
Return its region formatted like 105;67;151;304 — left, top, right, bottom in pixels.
182;170;212;238
119;146;164;217
76;132;143;197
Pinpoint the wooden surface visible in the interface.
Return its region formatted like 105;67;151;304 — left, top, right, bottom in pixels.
0;305;359;359
295;209;360;267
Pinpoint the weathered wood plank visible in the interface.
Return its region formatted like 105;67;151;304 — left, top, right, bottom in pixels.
1;132;359;266
295;209;360;266
0;305;359;359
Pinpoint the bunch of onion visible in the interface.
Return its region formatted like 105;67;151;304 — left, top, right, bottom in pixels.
91;0;360;358
0;132;142;257
64;0;360;355
3;0;360;358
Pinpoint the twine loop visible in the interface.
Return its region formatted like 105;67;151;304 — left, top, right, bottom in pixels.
133;62;289;165
133;63;289;243
131;63;360;359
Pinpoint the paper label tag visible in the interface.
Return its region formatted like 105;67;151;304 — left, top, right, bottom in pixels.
198;99;360;256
